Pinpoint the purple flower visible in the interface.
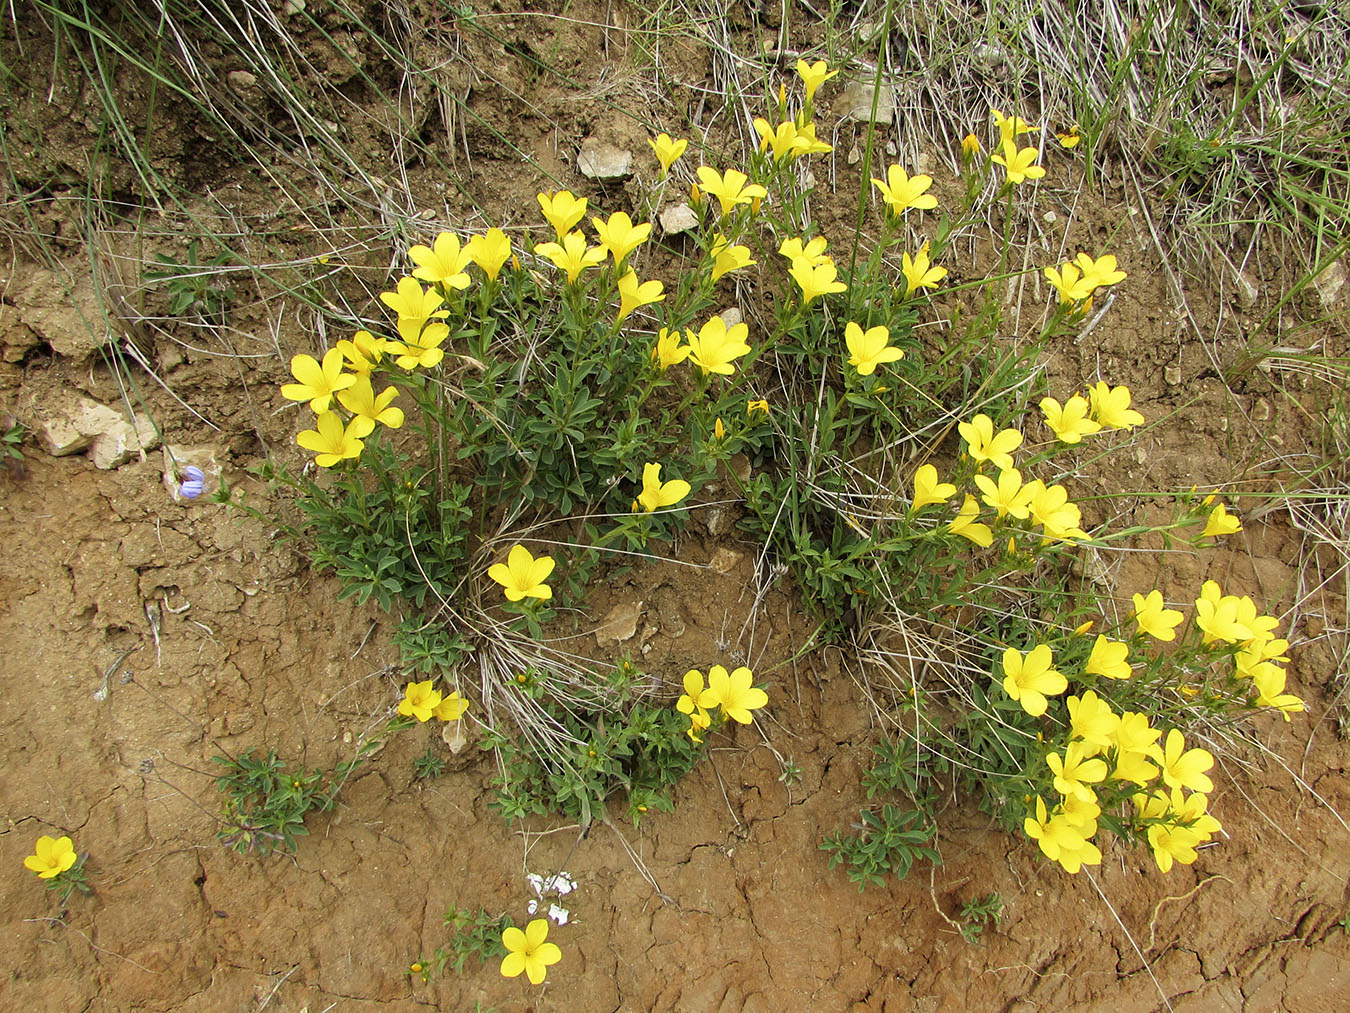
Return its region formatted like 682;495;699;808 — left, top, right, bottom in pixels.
179;466;205;499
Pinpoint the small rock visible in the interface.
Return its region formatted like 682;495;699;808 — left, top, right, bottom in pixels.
36;415;93;457
705;504;734;537
442;720;469;754
847;143;861;165
718;307;743;328
89;411;160;470
226;70;258;90
283;0;306;13
595;601;642;648
708;547;742;574
728;453;752;483
659;203;699;235
1312;259;1346;308
36;397;157;466
577;138;632;181
1252;397;1271;421
1234;270;1260;308
838;82;895;125
162;445;221;502
1164;362;1182;386
1043;211;1058;224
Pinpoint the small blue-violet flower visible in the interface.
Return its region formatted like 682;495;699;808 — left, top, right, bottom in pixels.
178;466;205;499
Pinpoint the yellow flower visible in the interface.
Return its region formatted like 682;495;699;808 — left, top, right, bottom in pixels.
747;399;770;416
1047;742;1108;802
710;233;756;281
695;167;767;217
380;276;450;327
591;211;652;268
652;327;691;371
714;417;726;441
1194;580;1256;645
635;462;691;512
1085;634;1132;680
793;120;833;156
900;244;947;295
974;468;1035;519
537;190;588;239
796;59;839;103
500;919;562;985
788;256;847;303
615;269;665;322
991;108;1039;147
1040;395;1101;443
1023;796;1100;874
488;544;556;602
433;691;470;722
1250;664;1304;720
297;411;365;467
336;374;404;438
910;463;956;512
336;330;386;374
1111;711;1162;784
1027;481;1089;541
24;835;77;880
991;139;1045;184
695;664;768;724
1201;502;1241;538
281;349;356;413
686;315;751;376
387;319;449;371
1056;124;1081;149
958;413;1022;471
648;132;688;176
948;494;993;547
466;228;512;281
1043;262;1096;304
1150;728;1214;794
1087;382;1144;429
1132;589;1185;642
1000;644;1067;717
779;235;830;266
1073;253;1127;288
534;231;607;283
399;679;443;722
408;232;473;289
960;133;981;160
1066;690;1120;755
753;117;807;160
844;321;903;376
676;669;713;743
870;164;938;215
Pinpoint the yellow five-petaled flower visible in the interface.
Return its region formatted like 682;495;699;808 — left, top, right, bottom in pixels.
844;321;904;376
488;544;557;602
500;918;562;985
634;462;691;512
24;835;77;880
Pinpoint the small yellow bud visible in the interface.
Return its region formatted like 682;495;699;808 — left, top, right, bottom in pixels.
714;417;726;440
1074;620;1094;634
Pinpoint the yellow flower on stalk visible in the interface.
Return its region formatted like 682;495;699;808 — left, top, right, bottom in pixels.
991;139;1046;185
695;664;768;724
870;164;939;215
408;232;473;289
1250;664;1304;720
398;679;443;722
901;244;947;295
1085;634;1132;680
336;330;386;374
648;133;688;176
974;468;1035;519
634;462;691;512
592;211;652;268
1056;125;1081;148
433;692;470;722
500;918;562;985
796;59;839;102
991;108;1039;146
1040;395;1101;443
1086;382;1144;429
960;133;982;160
537;190;588;239
676;669;713;743
380;276;450;326
652;327;691;371
754;117;809;161
958;413;1022;471
1066;690;1121;755
1202;502;1242;538
948;494;993;547
24;835;77;880
387;319;449;370
1023;796;1100;874
789;256;847;303
778;237;830;271
686;315;752;375
534;231;607;283
793;121;833;156
1073;253;1127;288
1047;741;1108;802
747;399;770;416
1000;644;1067;717
710;233;756;281
1058;792;1101;831
844;321;904;376
281;349;356;412
1194;580;1256;645
1131;589;1185;642
910;464;956;512
695;167;767;217
488;544;556;602
615;269;665;322
1150;728;1215;794
1043;262;1096;304
1027;481;1090;541
466;228;513;281
1111;711;1162;784
336;374;404;438
296;411;365;467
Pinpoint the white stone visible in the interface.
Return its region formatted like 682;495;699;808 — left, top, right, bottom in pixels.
659;203;698;235
709;547;742;574
577;138;632;181
838;82;895;125
594;601;642;647
1312;259;1346;308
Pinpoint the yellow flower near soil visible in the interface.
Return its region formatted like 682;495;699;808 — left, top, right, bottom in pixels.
1066;690;1120;755
1201;502;1242;538
1000;644;1067;717
1194;580;1256;645
676;669;713;743
695;664;768;724
387;319;449;370
336;374;404;438
1250;664;1304;720
399;679;443;722
408;232;473;289
991;139;1046;185
615;269;665;322
991;108;1039;147
910;464;956;512
788;256;847;303
1040;395;1101;443
1023;796;1100;874
710;233;755;281
592;211;652;268
1057;125;1082;148
1131;589;1184;642
844;321;903;376
648;133;688;176
380;276;450;327
746;399;770;416
948;494;993;547
652;327;691;371
25;835;77;879
958;413;1022;471
686;315;751;376
281;349;356;413
974;467;1035;520
779;235;830;266
754;117;808;161
466;228;512;281
1111;711;1162;784
870;164;938;215
793;121;833;156
634;462;690;512
960;134;981;160
1086;382;1144;429
500;918;562;985
1151;728;1215;794
695;167;767;217
796;59;838;102
336;330;386;374
537;190;588;239
901;244;947;295
1047;741;1108;803
1073;253;1127;288
296;411;365;467
1043;262;1096;304
535;231;607;283
1085;634;1132;680
433;691;470;722
488;544;557;602
1027;481;1090;541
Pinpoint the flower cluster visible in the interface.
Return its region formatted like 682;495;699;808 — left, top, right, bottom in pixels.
398;679;471;723
1044;253;1128;310
676;665;769;743
1040;381;1144;443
